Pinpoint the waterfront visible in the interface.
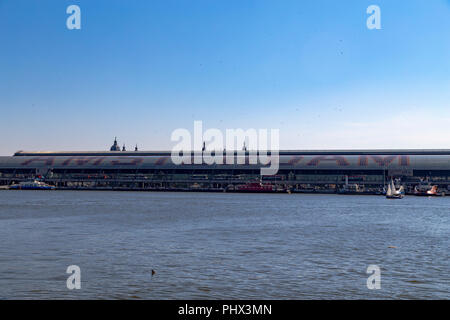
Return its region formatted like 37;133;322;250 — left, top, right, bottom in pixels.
0;191;448;299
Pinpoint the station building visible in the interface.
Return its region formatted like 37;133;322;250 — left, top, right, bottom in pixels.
1;139;450;192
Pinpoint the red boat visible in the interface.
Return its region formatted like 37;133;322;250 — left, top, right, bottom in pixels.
234;182;275;193
414;185;444;197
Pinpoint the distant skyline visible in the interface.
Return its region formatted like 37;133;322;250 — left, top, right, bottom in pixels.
0;0;449;155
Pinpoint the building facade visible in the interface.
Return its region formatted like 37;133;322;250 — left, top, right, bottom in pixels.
1;149;450;193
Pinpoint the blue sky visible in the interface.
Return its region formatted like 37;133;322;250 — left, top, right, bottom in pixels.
0;0;449;154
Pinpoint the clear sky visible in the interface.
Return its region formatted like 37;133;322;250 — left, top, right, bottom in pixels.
0;0;449;155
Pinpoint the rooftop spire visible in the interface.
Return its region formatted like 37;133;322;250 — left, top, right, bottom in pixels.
110;137;120;151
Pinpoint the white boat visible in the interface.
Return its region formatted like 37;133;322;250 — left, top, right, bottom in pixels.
386;180;404;199
9;180;55;190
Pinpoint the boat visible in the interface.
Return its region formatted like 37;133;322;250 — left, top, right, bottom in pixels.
386;180;404;199
413;184;444;197
9;180;55;190
338;183;373;195
234;182;275;193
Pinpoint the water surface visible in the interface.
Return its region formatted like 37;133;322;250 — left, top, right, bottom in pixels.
0;191;448;299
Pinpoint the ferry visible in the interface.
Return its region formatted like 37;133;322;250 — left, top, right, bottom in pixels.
9;180;55;190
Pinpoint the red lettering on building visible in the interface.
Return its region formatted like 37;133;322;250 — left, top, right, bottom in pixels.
399;155;410;166
307;156;349;166
369;155;397;166
62;157;105;166
110;157;144;166
288;156;303;165
21;157;55;166
155;157;169;165
358;156;369;166
360;155;410;167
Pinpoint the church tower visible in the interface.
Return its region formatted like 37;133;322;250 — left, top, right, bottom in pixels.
110;137;121;151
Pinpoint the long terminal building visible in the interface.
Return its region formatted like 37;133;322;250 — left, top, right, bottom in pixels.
1;140;450;193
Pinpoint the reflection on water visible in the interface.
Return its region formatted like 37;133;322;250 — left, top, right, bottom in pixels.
0;191;448;299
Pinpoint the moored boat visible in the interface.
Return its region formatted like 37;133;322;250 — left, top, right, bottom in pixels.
413;184;444;197
234;182;275;193
9;180;55;190
338;183;373;195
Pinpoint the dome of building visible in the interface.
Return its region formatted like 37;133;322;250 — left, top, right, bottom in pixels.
110;137;121;151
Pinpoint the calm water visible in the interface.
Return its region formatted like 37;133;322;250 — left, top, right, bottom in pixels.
0;190;448;299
